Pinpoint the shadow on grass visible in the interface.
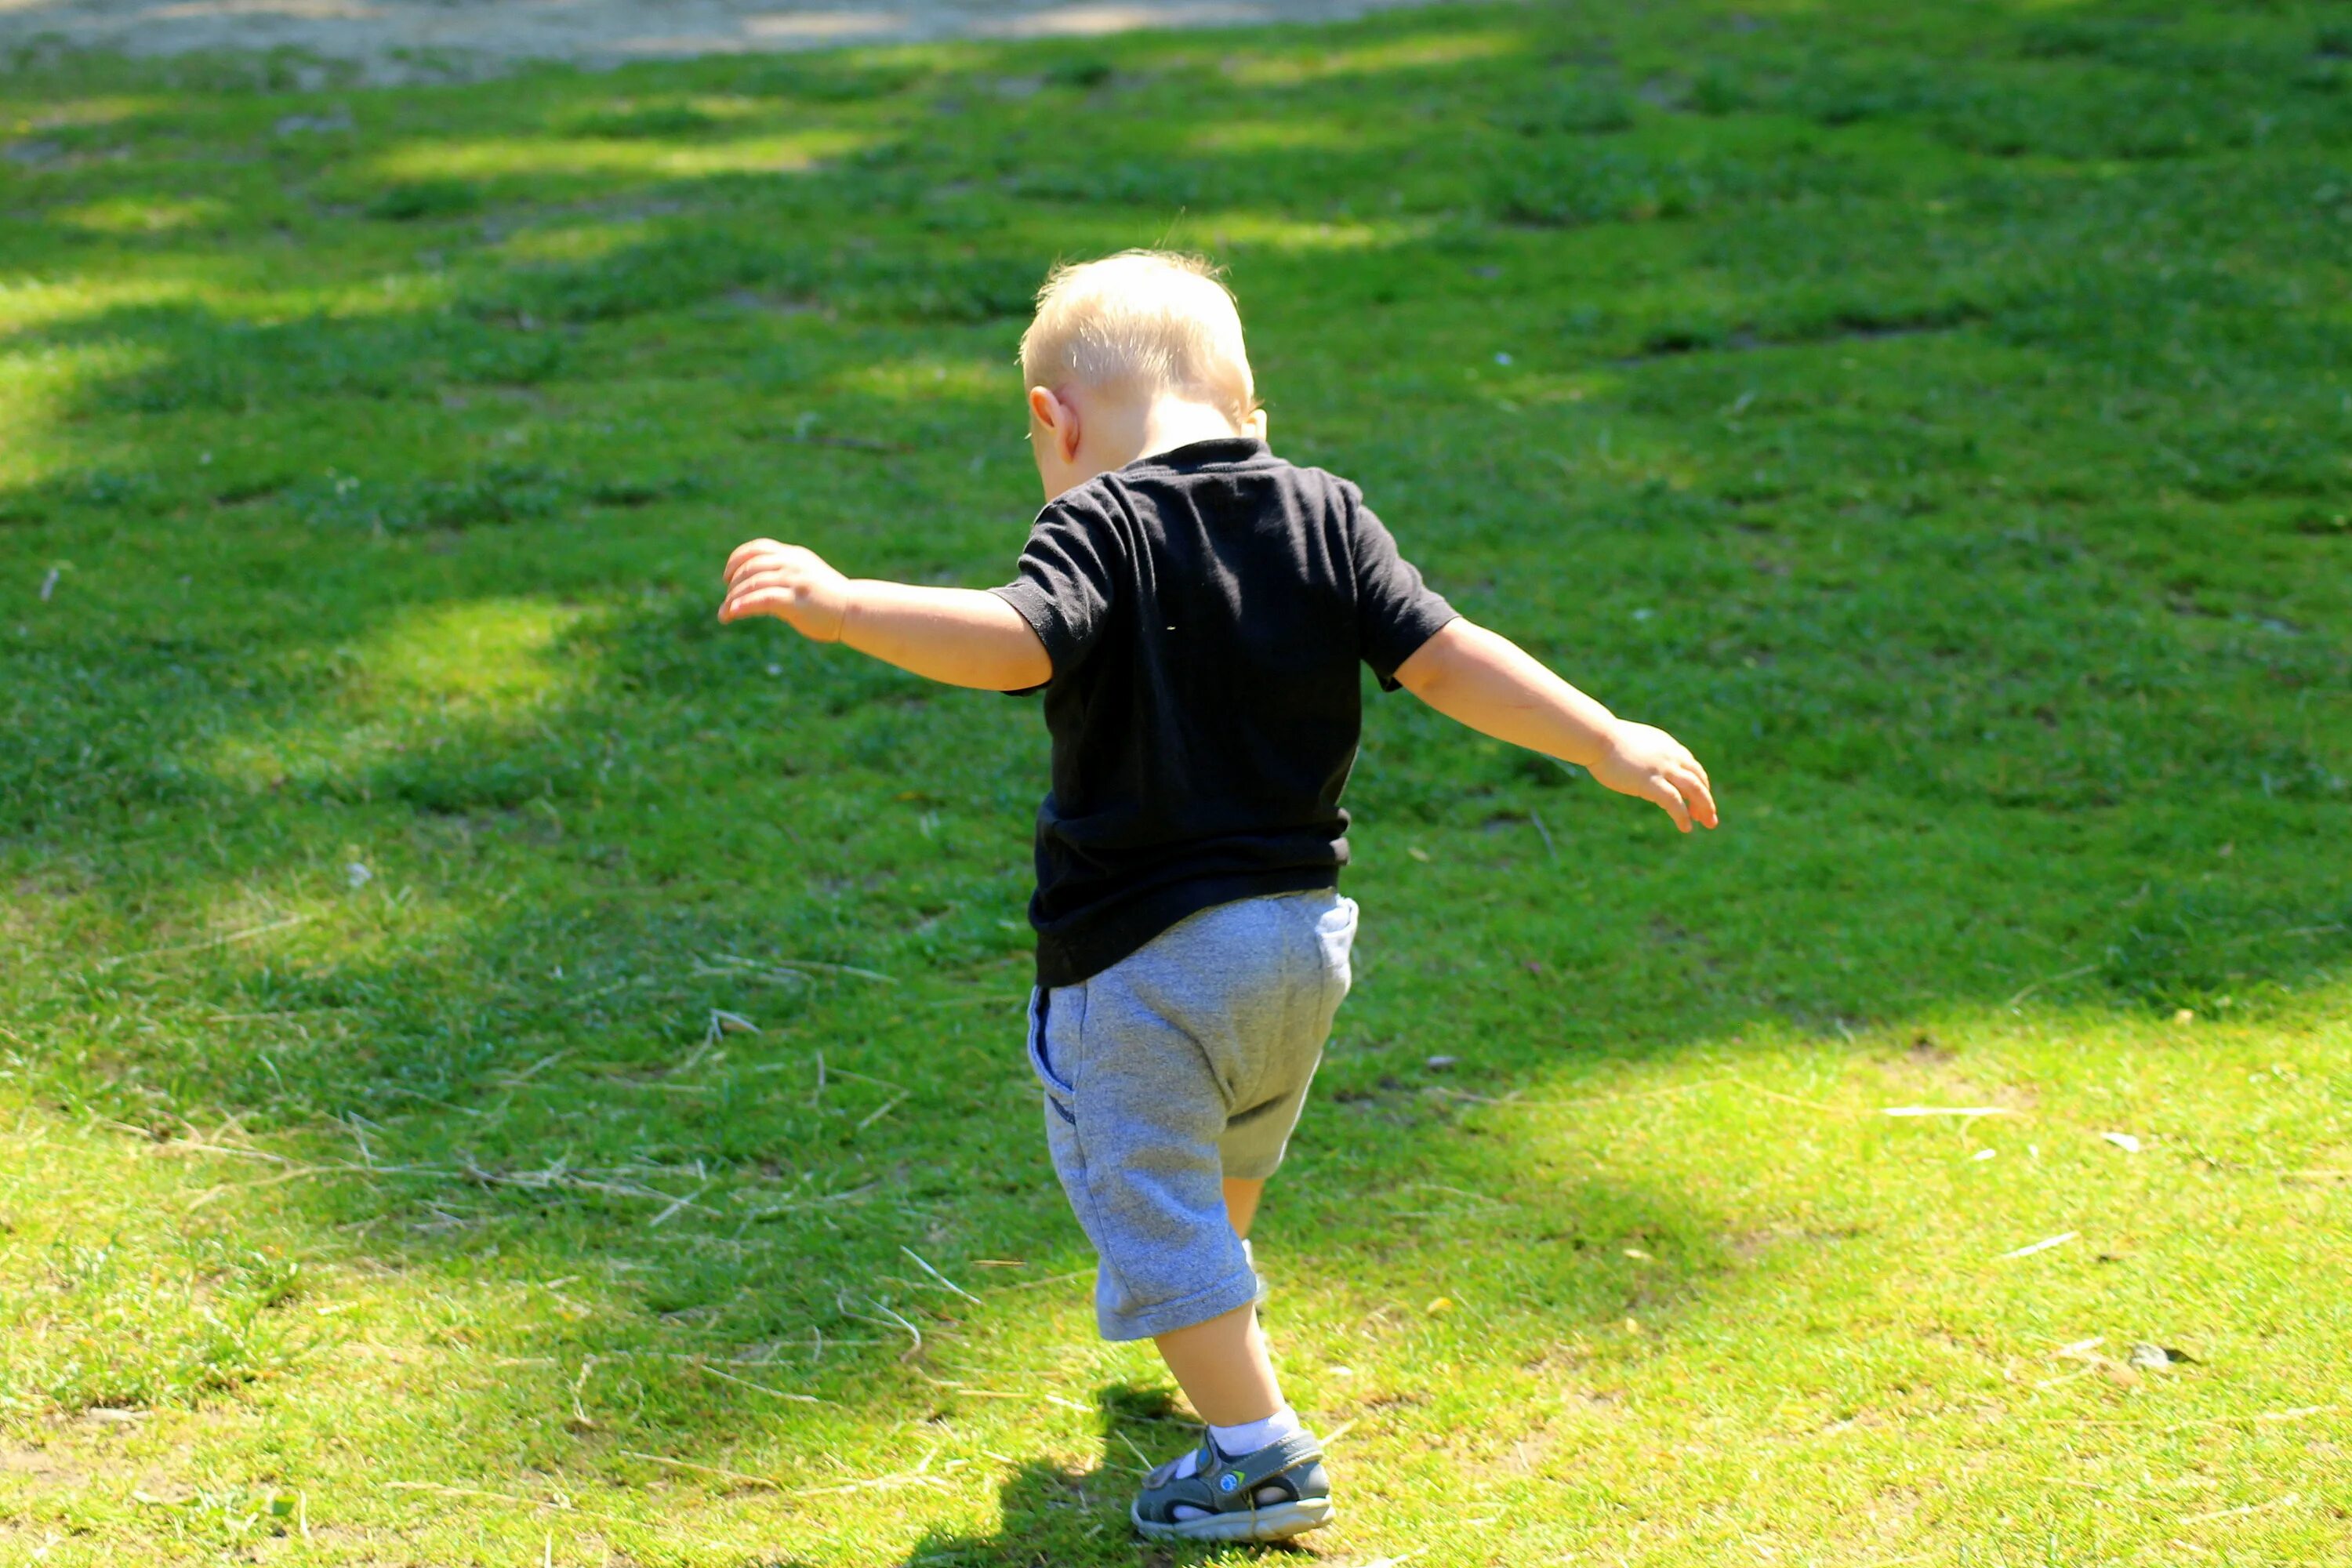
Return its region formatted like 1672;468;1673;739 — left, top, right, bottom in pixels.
891;1382;1328;1566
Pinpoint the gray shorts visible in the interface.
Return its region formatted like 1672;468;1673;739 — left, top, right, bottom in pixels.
1027;889;1358;1341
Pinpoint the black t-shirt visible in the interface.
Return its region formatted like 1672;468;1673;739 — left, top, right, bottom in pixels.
989;437;1457;988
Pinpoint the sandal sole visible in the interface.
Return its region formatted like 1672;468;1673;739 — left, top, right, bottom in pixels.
1131;1497;1334;1542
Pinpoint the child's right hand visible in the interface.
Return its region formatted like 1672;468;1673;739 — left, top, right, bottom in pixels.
1590;721;1719;833
720;538;851;642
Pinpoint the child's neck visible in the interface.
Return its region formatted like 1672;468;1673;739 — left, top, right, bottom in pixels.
1131;397;1252;463
1036;390;1260;501
1075;396;1250;481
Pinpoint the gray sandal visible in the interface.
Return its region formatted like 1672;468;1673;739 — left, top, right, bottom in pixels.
1130;1427;1332;1543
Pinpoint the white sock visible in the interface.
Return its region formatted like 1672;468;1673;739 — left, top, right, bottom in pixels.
1166;1403;1305;1519
1211;1403;1302;1459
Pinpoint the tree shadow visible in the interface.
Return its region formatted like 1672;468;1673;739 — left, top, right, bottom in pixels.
892;1381;1337;1566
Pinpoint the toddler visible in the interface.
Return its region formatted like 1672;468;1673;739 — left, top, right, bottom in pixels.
720;251;1718;1542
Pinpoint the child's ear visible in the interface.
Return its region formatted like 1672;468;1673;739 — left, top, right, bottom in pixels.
1028;386;1080;459
1246;407;1269;441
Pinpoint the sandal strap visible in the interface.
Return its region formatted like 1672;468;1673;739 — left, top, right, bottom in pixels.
1195;1430;1323;1513
1143;1432;1218;1491
1136;1428;1326;1522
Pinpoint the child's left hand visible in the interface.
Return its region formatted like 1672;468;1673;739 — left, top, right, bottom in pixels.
1590;720;1718;833
720;538;851;641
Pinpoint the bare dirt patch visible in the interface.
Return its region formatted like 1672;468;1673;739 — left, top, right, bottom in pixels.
0;0;1457;83
2;1441;89;1483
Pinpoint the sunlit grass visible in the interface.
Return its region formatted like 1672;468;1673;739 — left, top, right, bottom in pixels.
0;342;170;490
199;598;595;796
0;276;205;333
1194;210;1435;253
492;219;657;267
1186;117;1385;154
370;125;875;182
836;355;1013;405
354;597;590;706
49;194;230;234
1218;26;1525;86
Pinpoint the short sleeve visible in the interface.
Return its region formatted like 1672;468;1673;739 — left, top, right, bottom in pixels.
989;492;1118;692
1349;489;1459;691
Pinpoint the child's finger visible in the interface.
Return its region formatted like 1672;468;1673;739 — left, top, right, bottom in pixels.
720;579;775;614
724;538;786;580
720;586;796;623
1647;774;1693;833
725;552;790;593
728;565;803;595
1676;764;1719;828
731;581;804;614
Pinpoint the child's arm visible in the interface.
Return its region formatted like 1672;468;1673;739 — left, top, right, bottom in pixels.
720;539;1053;692
1394;619;1719;833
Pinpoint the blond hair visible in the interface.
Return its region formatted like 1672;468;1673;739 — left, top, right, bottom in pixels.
1019;250;1258;427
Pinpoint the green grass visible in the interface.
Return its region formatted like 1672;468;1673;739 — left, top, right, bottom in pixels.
3;2;2349;1562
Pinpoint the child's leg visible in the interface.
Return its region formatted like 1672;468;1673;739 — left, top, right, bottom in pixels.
1051;894;1352;1541
1221;1176;1264;1239
1160;891;1352;1425
1154;1300;1281;1425
1155;1178;1271;1425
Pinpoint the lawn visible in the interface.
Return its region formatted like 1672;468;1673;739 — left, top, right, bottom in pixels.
2;2;2348;1563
